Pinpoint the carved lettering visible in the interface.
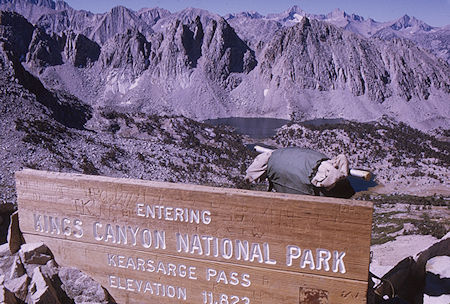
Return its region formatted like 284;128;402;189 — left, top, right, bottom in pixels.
136;203;211;225
93;222;166;249
108;275;187;300
286;245;346;274
32;213;83;238
175;234;276;265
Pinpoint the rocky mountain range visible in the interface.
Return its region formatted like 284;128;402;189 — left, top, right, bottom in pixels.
0;0;448;131
0;0;448;202
0;7;257;201
228;6;449;63
0;16;253;204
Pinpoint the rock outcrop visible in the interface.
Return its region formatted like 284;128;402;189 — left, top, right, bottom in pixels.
226;7;450;64
6;211;23;254
26;27;62;69
150;15;256;86
137;7;171;27
0;10;34;58
35;9;97;37
0;275;18;303
0;242;114;303
371;234;450;304
89;6;153;45
99;29;151;76
0;213;114;303
257;18;448;103
63;31;100;67
58;267;111;303
0;0;68;24
201;18;257;80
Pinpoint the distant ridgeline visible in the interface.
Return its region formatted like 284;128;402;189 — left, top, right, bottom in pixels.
0;0;448;129
16;169;373;303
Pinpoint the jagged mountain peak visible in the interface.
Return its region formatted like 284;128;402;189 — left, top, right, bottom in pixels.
0;0;69;11
174;7;221;24
137;7;171;26
79;8;258;113
0;0;55;8
63;30;100;67
0;0;72;20
397;14;413;23
156;13;256;76
327;8;347;18
152;6;221;33
250;17;449;119
178;7;213;15
34;6;97;36
102;5;143;22
108;5;133;15
225;11;263;20
200;16;257;75
370;15;441;59
0;0;448;130
89;5;152;45
349;13;364;22
267;5;306;22
325;8;365;22
225;10;282;50
260;17;342;61
321;8;370;31
285;5;305;15
391;14;433;31
99;28;150;76
138;7;170;15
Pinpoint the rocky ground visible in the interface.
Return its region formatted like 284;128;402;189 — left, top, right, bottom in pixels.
360;194;449;245
0;212;113;303
0;48;256;206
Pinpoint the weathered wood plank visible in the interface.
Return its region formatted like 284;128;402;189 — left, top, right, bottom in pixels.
16;169;373;304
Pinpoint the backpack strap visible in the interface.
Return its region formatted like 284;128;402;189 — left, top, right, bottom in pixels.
267;180;274;192
370;271;396;299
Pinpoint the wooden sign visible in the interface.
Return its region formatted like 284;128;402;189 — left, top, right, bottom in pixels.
15;169;373;304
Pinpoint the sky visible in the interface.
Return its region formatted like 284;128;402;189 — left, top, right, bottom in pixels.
64;0;450;27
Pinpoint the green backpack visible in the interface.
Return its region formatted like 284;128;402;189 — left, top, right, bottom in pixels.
266;147;328;195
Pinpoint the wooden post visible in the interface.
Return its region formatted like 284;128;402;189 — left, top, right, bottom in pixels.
16;169;373;303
